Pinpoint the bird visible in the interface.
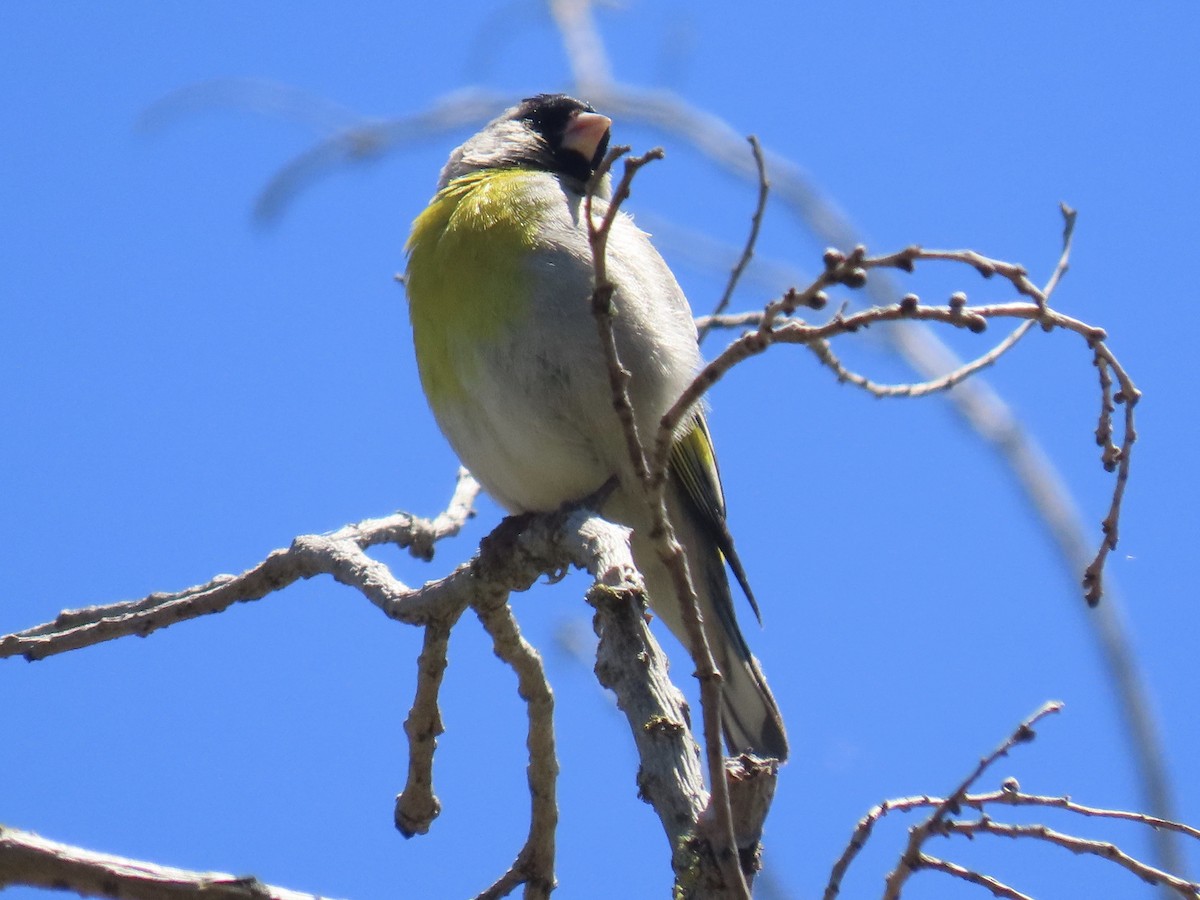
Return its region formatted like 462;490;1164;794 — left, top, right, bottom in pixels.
404;93;788;761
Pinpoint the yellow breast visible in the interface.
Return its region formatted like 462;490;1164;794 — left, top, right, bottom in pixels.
405;169;550;404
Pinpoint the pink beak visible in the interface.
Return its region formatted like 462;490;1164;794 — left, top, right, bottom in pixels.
562;111;612;160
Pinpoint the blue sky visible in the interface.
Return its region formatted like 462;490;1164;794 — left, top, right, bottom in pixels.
2;3;1198;898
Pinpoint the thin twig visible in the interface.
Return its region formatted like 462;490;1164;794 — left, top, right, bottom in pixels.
940;819;1200;899
805;320;1034;398
967;790;1200;840
411;467;480;561
847;788;1200;843
827;784;1200;900
916;854;1034;900
1083;340;1140;604
823;799;894;900
795;204;1078;401
584;144;657;488
698;135;768;344
658;238;1137;607
878;701;1063;900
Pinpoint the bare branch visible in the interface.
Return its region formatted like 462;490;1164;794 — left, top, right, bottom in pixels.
966;790;1200;841
0;825;338;900
829;785;1200;900
822;697;1199;897
940;819;1200;899
584;144;660;489
2;474;481;660
411;467;481;560
472;600;557;899
879;701;1063;900
394;621;452;838
1082;339;1140;604
823;799;895;900
6;470;754;897
658;239;1138;608
804;319;1034;399
797;209;1076;400
544;79;1177;869
915;854;1035;900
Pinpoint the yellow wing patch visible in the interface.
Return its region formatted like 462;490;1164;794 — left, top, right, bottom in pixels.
670;413;762;623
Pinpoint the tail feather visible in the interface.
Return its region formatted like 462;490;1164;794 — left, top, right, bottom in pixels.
621;483;789;761
697;544;788;761
717;643;789;761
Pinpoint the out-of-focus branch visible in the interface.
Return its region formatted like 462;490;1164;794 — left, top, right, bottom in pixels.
143;80;509;222
548;0;612;95
0;825;338;900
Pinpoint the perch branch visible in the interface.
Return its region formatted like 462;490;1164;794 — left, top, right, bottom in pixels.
1;471;481;661
4;472;753;897
578;511;780;892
